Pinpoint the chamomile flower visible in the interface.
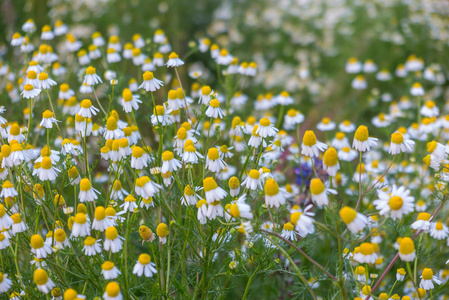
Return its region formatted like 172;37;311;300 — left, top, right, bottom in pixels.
161;151;182;173
79;178;99;202
133;253;157;277
241;169;263;191
398;237;416;262
410;82;424;96
420;100;439;117
182;141;203;164
203;177;227;204
0;272;12;293
346;57;362;73
37;157;60;181
78;99;99;118
104;227;124;253
410;212;432;232
103;282;123;300
389;132;415;155
419;268;442;290
30;234;52;258
301;130;327;157
21;84;41;99
0;181;18;199
82;236;102;256
10;214;27;234
104;116;124;140
309;178;336;208
39;110;59;129
102;261;121;280
151;105;173;126
353;125;378;152
373;185;414;220
280;222;297;241
256;117;278;138
34;269;55;294
83;66;102;86
205;99;226;119
339;206;368;234
205;148;227;173
264;179;285;208
93;206;114;231
166;52;184;67
229;199;253;220
352;75;367;89
353;243;378;264
317;117;336;131
156;223;169;244
290;205;315;237
323;147;340;176
139;71;164;92
429;221;448;240
38;72;57;89
131;146;151;169
120;88;141;113
71;213;91;237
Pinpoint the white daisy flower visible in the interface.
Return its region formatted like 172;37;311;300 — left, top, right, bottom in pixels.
301;130;327;157
165;52;184;67
133;254;157;277
373;185;414;220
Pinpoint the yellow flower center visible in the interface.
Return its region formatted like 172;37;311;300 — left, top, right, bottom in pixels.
399;237;415;255
310;178;325;195
290;212;302;225
388;196;403;210
354;125;369;142
54;229;67;243
102;261;115;270
323;147;338;166
138;253;151;265
30;234;44;249
122;89;133;102
95;206;106;220
75;213;87;224
132;147;144;158
157;223;168;237
260;117;271;127
303;130;317;147
391;132;404;144
339;206;357;224
105;282;120;297
228;176;240;189
435;221;444;231
264;179;279;196
359;243;374;255
34;269;49;285
168;52;178;59
248;169;260;179
177;127;187;140
162;151;174;161
80;178;92;191
417;212;430;221
283;222;294;231
84;236;96;246
86;66;96;75
41;157;52;170
421;268;433;280
229;204;240;218
427;141;437;153
105;227;118;240
106;117;118;131
203;177;218;192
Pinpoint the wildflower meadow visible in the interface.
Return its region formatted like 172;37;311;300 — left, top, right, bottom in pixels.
1;0;449;299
